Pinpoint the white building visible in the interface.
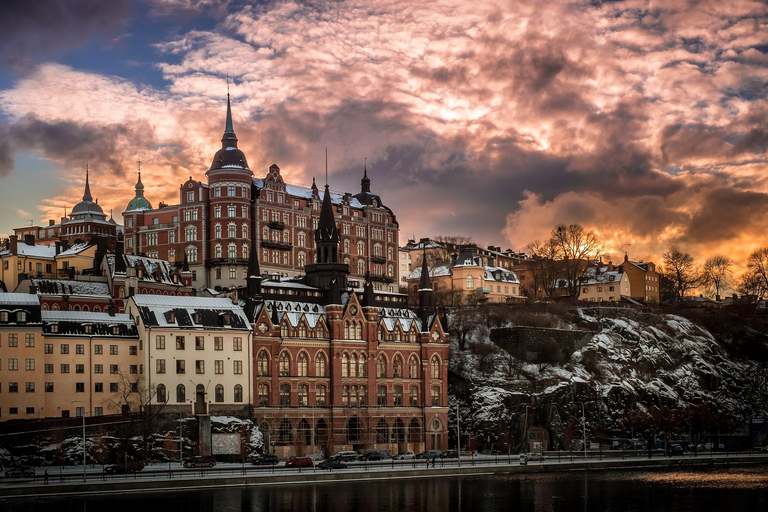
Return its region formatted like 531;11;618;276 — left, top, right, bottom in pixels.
578;265;630;302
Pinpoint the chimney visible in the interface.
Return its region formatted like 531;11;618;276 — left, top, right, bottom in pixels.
28;285;38;295
48;219;55;226
108;301;116;317
55;242;62;255
24;234;35;246
9;235;18;254
607;261;614;272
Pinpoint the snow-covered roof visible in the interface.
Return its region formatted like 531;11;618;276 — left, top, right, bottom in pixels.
130;294;251;330
267;299;326;329
43;311;134;324
484;266;520;284
407;265;452;281
254;179;365;209
105;253;182;286
0;243;57;259
57;243;93;256
0;293;40;306
31;278;111;297
378;307;421;333
580;266;626;286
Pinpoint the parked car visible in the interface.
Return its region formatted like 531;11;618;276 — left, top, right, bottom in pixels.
519;453;545;463
183;455;217;468
415;450;440;460
358;451;388;461
285;457;314;468
104;461;145;474
393;451;415;460
252;454;280;466
669;444;684;455
333;451;359;462
439;450;459;459
5;466;35;478
317;459;348;470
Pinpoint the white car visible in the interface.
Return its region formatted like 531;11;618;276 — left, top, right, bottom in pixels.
393;451;415;460
519;452;545;463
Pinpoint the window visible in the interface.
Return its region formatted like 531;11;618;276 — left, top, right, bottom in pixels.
215;384;224;403
393;355;403;378
377;386;387;406
341;353;349;378
45;363;53;373
156;359;166;374
430;356;440;379
110;383;118;393
258;384;270;406
8;358;17;371
342;385;350;406
157;384;166;403
95;383;103;393
279;352;290;376
394;386;403;406
176;336;185;350
229;267;236;279
156;335;165;349
76;382;85;393
8;333;17;347
358;354;366;377
233;360;243;375
61;344;69;354
130;365;138;374
466;275;474;289
25;334;35;347
196;360;205;374
75;364;84;374
215;360;224;374
110;345;118;355
9;382;18;393
176;360;185;374
61;363;69;373
409;356;419;379
25;359;35;371
316;385;327;406
431;386;440;406
377;355;387;378
228;205;236;217
45;382;53;393
74;343;84;354
195;336;204;350
110;364;118;374
410;387;419;406
44;343;53;354
177;384;186;403
233;337;242;351
25;382;35;393
280;384;291;406
94;344;103;354
298;385;308;406
257;351;270;376
93;363;103;374
297;353;308;376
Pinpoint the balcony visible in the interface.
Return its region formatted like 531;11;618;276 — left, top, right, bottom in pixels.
268;221;286;230
260;239;293;250
370;255;387;264
207;258;248;266
369;273;396;283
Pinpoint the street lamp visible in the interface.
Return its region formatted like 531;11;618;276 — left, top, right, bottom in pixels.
570;401;587;460
72;400;86;482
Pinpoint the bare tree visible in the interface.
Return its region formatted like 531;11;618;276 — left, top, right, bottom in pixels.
526;239;563;298
550;224;605;300
747;247;768;290
700;255;733;300
427;235;474;266
662;247;700;301
738;268;768;303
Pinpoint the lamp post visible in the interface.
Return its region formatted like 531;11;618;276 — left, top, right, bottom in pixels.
72;400;86;482
570;401;587;460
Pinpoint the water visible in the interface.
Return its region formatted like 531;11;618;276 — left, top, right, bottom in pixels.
4;467;767;512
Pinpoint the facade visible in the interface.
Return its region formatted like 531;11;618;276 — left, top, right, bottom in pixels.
13;220;61;247
406;245;524;305
576;264;631;302
125;295;253;416
0;237;57;291
617;255;661;305
246;182;449;458
58;167;120;250
123;96;399;294
0;293;142;421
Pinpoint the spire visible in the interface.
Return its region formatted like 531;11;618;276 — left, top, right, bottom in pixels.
418;249;434;328
419;249;432;291
315;184;340;261
83;164;93;202
221;92;238;149
361;158;371;193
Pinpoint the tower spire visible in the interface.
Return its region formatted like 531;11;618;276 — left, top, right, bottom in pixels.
361;157;371;193
221;89;238;149
83;163;93;202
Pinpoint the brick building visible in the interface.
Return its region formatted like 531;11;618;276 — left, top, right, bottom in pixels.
123;96;399;294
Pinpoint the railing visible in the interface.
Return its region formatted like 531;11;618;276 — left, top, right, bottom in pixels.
268;221;286;230
260;239;293;250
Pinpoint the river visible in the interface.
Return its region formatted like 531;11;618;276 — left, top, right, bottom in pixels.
4;466;767;512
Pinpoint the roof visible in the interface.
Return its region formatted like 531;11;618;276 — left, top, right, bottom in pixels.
57;242;93;256
105;253;182;286
130;295;251;330
483;266;520;284
42;311;137;337
31;278;111;297
0;293;40;306
580;266;626;286
0;243;57;259
255;179;365;209
43;311;134;324
407;265;452;280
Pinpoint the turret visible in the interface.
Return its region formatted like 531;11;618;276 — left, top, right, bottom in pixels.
315;184;340;264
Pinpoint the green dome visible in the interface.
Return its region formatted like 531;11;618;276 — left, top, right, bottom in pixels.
125;172;153;212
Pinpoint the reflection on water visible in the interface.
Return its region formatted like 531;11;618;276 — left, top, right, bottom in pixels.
5;467;767;512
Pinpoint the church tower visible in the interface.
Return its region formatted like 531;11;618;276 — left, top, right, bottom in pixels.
305;183;349;300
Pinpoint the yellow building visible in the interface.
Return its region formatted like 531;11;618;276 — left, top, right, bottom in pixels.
0;236;57;292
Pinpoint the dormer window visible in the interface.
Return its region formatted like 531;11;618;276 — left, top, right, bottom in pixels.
164;311;175;323
49;323;59;333
112;326;120;335
84;324;94;334
16;311;27;323
221;312;232;326
193;312;203;324
609;275;615;281
0;311;8;322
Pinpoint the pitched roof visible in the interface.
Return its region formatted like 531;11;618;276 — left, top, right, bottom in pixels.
130;295;251;330
0;293;40;306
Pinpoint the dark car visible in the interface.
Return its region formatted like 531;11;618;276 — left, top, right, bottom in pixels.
183;455;217;468
358;452;387;461
5;467;35;478
317;459;348;470
439;450;458;459
415;450;440;459
285;457;314;468
104;461;145;474
252;454;280;466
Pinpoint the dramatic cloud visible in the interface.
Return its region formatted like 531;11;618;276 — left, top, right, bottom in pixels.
1;0;767;274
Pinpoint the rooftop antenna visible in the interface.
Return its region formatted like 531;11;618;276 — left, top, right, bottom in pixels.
325;147;328;186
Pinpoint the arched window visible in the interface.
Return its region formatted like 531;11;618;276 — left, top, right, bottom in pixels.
377;355;387;378
234;384;243;402
280;384;291;407
431;386;440;406
393;327;400;341
341;353;349;378
215;384;224;403
93;305;100;312
298;322;307;338
176;384;186;403
185;226;197;242
349;353;357;378
394;386;403;406
344;321;350;339
431;356;441;379
410;386;419;406
297;352;308;377
409;355;419;379
279;352;290;376
393;355;403;378
342;385;350;406
298;232;306;247
377;385;387;406
298;252;306;267
357;241;365;256
185;246;197;263
358;353;366;377
315;352;327;377
356;322;362;339
156;384;166;403
257;351;270;376
359;385;367;406
350;385;359;407
298;384;308;406
357;259;365;275
466;275;474;289
280;321;289;337
258;383;269;406
316;385;327;406
378;326;386;341
52;304;59;311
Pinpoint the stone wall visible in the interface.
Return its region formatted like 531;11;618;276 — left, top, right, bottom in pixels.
490;327;595;364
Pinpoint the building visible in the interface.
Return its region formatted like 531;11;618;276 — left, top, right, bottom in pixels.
244;183;449;458
0;293;142;421
125;295;253;416
0;236;57;291
617;255;661;305
574;263;631;303
123;96;400;294
406;245;524;305
13;220;61;247
58;167;120;251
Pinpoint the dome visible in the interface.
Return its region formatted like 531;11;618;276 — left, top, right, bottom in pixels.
71;167;106;218
125;171;153;212
210;146;250;171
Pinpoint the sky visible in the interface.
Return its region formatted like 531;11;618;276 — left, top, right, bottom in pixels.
0;0;767;274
